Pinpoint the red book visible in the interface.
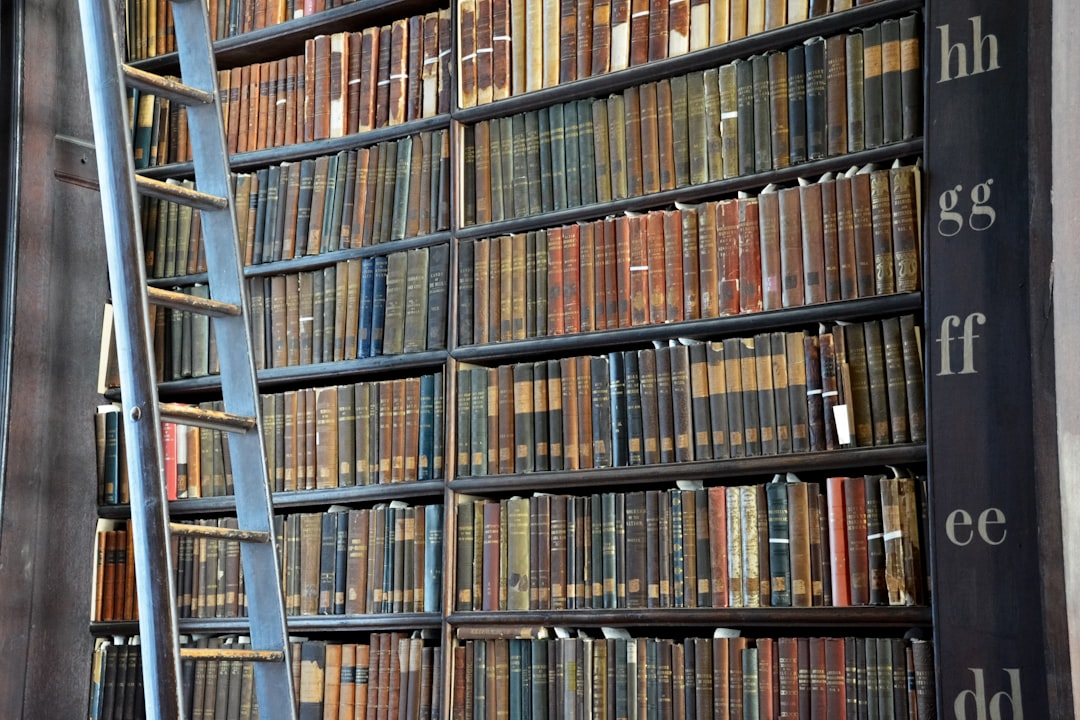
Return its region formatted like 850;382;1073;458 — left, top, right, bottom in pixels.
663;209;685;323
546;227;565;335
843;475;870;605
737;197;762;313
799;180;826;305
707;485;729;606
561;224;581;334
757;637;777;719
716;199;740;316
615;215;633;328
162;420;177;501
645;211;667;325
779;186;804;307
826;476;851;606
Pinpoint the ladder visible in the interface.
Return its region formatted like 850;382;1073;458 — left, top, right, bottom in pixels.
77;1;296;718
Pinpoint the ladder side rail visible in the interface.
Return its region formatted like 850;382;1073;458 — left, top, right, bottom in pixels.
76;1;184;719
169;4;296;717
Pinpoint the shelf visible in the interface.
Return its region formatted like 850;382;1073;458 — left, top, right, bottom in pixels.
452;0;924;124
448;605;933;629
452;292;923;363
455;139;924;241
98;480;446;519
129;0;446;74
139;114;452;181
130;349;450;401
91;612;443;636
449;443;927;494
146;231;452;288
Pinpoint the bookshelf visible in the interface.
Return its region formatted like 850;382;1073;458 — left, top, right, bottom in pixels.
76;0;1057;717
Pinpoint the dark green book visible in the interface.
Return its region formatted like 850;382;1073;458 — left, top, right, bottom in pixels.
433;370;445;479
804;36;827;160
590;355;613;468
456;368;473;478
766;479;792;606
563;100;582;208
381;251;409;355
751;54;773;172
463;125;477;225
683;71;705;186
369;254;389;356
862;23;884;149
524;111;543;215
880;19;902;145
548;103;568;210
546;359;564;471
608;351;628;467
899;14;922;141
532;360;550;472
786;45;807;165
512;113;531;216
537;108;555;213
576;99;597;206
402;247;431;354
426;243;450;351
418;373;435;481
623;349;644;466
734;58;756;176
488;117;506;222
513;362;536;473
470;365;489;477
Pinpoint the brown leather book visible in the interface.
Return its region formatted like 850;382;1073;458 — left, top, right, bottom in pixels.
457;0;478;108
862;319;890;446
576;355;595;468
357;27;379;132
388;19;410;123
778;186;804;308
473;121;492;225
615;215;634;327
753;333;777;456
560;357;580;470
881;316;910;444
579;222;597;333
738;197;763;314
696;202;720;319
558;0;577;84
663;209;685;323
657;78;678;191
842;322;874;447
639;82;661;196
645;211;668;325
869;168;896;294
590;0;611;76
546;227;564;336
629;0;651;66
406;16;425;120
787;480;813;607
607;94;629;200
422;12;441;116
600;219;618;329
716;199;740;316
849;168;876;297
798;180;826;305
669;343;693;462
825;34;848;157
818;330;841;450
889;164;921;292
576;0;595;79
738;337;761;456
561;224;582;334
638;348;661;465
704;340;730;460
678;206;700;321
722;337;745;458
834;174;859;300
900;314;925;443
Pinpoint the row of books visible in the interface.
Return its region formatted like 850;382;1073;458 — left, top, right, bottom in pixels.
144;245;449;382
123;0;366;60
144;132;451;279
455;317;925;477
459;163;920;346
457;0;869;107
454;474;925;613
88;633;442;720
450;632;936;720
92;504;444;622
462;17;920;226
96;373;445;505
138;12;452;165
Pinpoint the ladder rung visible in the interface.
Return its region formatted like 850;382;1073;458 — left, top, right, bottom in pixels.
180;648;286;663
135;175;228;210
121;64;215;106
159;402;257;432
169;522;270;543
148;286;241;317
